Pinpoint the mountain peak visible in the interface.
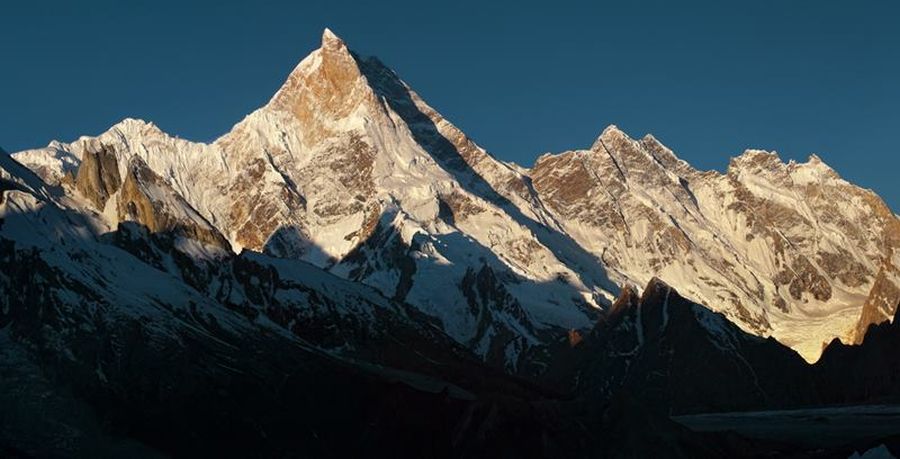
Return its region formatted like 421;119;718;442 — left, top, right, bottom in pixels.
265;27;368;128
641;133;660;144
804;154;836;172
803;153;836;172
740;148;780;160
321;27;347;51
108;118;163;136
600;124;627;139
727;149;839;183
794;153;840;183
728;149;783;174
591;124;631;151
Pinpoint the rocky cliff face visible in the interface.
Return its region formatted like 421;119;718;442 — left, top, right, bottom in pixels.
12;29;898;364
73;144;121;209
850;258;900;343
529;130;898;361
115;156;231;251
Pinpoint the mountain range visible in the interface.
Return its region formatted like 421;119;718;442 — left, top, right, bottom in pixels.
2;29;899;457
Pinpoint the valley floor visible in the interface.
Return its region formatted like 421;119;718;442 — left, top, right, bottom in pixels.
674;404;900;452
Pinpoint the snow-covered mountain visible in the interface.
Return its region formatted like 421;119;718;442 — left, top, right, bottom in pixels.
1;147;752;458
530;130;899;360
11;28;898;363
5;141;898;456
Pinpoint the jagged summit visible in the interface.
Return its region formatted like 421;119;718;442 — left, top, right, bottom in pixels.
110;117;160;131
266;27;367;120
801;153;837;175
591;124;630;150
101;118;168;142
734;148;781;162
320;27;345;49
601;124;624;136
641;133;660;143
727;149;785;175
726;148;840;183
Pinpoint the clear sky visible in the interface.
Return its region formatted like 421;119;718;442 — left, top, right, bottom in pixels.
2;0;897;208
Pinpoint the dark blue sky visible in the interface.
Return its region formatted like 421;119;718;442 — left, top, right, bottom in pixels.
2;0;897;208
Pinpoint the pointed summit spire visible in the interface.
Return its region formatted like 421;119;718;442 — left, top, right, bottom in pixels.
321;28;347;51
591;124;631;151
602;124;624;137
263;26;374;146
